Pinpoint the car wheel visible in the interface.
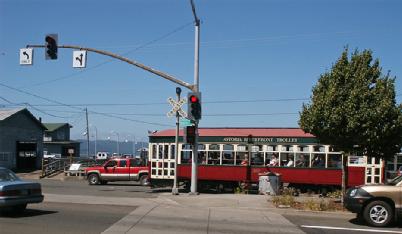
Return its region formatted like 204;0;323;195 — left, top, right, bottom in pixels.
139;175;149;186
88;174;100;185
363;200;393;227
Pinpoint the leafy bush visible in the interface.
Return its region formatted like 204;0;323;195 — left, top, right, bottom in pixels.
326;190;342;199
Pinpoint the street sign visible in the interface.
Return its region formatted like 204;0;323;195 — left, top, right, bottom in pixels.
167;97;187;118
73;50;87;68
180;118;193;127
19;48;33;65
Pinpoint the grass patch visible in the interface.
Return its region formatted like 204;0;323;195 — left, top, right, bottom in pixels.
271;188;344;211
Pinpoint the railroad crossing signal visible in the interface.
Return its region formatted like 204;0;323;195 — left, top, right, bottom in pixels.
167;97;187;118
187;92;201;121
45;34;58;60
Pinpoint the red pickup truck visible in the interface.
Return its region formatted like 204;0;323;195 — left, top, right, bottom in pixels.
85;158;149;186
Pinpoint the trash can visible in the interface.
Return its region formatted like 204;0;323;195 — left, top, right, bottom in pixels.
258;175;270;194
258;172;281;195
268;172;281;195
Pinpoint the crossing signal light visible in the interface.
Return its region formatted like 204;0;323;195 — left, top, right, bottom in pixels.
45;34;58;60
184;126;196;144
187;92;201;121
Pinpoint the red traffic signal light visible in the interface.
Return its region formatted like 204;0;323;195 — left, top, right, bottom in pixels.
187;92;201;121
189;95;199;103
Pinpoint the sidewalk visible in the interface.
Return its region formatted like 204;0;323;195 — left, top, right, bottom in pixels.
102;193;304;234
44;192;304;233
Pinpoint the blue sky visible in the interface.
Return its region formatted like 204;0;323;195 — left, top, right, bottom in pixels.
1;0;401;141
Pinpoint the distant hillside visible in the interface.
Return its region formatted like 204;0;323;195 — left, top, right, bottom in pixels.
75;139;148;157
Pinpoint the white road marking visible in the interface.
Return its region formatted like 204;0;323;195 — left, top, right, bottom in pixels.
301;225;402;233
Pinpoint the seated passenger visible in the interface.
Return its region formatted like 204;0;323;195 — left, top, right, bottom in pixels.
286;158;294;167
312;156;324;167
268;154;279;166
296;155;307;167
241;154;249;166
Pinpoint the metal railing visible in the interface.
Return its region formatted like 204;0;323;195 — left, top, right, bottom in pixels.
41;157;105;178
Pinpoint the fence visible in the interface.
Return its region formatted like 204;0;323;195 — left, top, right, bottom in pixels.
41;157;105;178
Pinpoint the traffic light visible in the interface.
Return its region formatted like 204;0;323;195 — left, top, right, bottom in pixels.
45;34;58;60
187;92;201;121
184;126;196;144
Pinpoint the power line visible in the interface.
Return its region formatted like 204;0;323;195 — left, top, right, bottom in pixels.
0;83;173;127
0;96;70;118
0;97;309;107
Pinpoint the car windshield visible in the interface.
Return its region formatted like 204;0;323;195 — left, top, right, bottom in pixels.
0;168;20;182
388;175;402;186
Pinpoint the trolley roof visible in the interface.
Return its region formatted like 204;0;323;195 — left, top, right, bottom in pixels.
150;128;314;138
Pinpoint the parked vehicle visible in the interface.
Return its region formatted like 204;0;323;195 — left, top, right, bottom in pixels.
344;175;402;227
85;158;149;186
96;152;110;160
0;167;44;214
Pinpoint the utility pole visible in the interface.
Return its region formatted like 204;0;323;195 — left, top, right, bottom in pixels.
172;87;182;195
190;0;200;195
85;108;90;158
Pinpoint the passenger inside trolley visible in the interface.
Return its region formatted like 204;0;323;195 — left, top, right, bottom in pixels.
286;157;294;167
268;154;279;166
312;155;325;167
241;154;249;166
295;154;307;167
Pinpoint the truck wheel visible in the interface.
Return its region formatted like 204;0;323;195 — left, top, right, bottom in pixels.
88;174;100;185
139;175;149;186
363;200;393;227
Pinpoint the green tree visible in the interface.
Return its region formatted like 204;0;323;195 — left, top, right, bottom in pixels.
299;48;402;191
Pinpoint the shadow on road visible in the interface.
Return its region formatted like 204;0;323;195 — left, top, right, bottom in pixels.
0;208;57;218
349;217;402;228
99;183;143;187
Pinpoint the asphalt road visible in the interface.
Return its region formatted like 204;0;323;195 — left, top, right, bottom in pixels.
4;177;402;234
283;211;402;234
0;202;135;234
29;178;158;198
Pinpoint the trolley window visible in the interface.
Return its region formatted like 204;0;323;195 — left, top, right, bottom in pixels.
327;153;342;168
198;144;206;164
170;145;176;159
181;144;192;164
222;144;234;165
280;145;294;167
208;144;220;165
236;144;248;165
295;154;309;167
152;144;157;159
251;145;264;165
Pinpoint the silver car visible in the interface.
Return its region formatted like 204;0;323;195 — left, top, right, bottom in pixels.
0;167;44;213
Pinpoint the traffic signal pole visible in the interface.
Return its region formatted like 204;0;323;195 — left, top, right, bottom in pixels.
26;44;195;92
190;0;200;195
26;0;202;195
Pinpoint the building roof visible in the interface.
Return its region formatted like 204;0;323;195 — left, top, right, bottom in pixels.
0;108;24;121
150;127;315;138
0;108;46;130
43;123;71;132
